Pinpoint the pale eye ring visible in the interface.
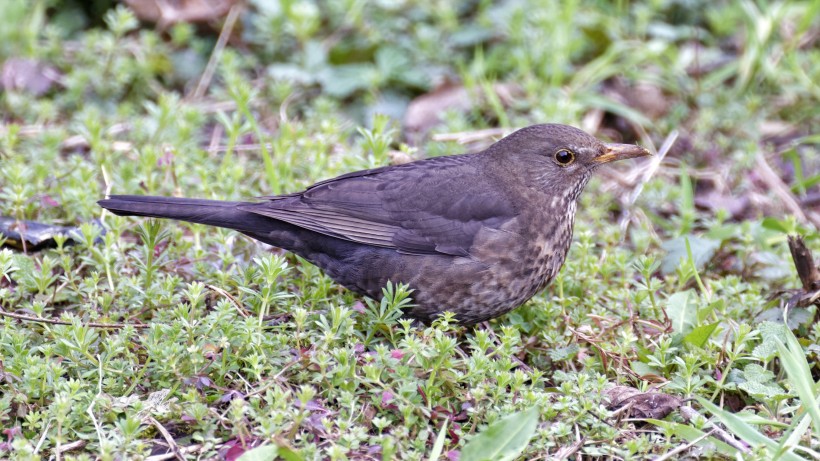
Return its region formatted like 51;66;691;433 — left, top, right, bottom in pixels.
554;149;575;166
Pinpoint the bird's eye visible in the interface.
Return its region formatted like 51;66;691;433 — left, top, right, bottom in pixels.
554;149;575;166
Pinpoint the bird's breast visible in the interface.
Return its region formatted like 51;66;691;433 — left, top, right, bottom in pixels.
468;207;576;301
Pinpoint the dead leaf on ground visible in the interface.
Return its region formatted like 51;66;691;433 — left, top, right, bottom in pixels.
60;123;132;154
403;82;522;144
0;216;104;251
605;385;682;420
1;58;61;96
124;0;238;25
592;77;669;143
388;150;414;165
615;80;669;120
694;190;751;220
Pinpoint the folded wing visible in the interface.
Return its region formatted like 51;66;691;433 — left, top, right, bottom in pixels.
239;154;516;257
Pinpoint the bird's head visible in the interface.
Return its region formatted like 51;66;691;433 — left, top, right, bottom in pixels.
487;124;651;202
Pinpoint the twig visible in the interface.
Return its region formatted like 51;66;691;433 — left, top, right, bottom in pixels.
551;436;585;460
207;284;249;318
431;128;509;144
0;308;150;329
208;122;223;154
207;142;273;153
244;358;301;398
279;91;299;124
56;421;61;461
478;321;533;372
619;130;678;237
190;3;243;100
54;439;86;454
145;443;207;461
192;99;237;114
33;419;52;455
148;416;185;461
679;405;751;453
654;428;716;461
755;154;820;229
100;163;112;220
87;356;106;451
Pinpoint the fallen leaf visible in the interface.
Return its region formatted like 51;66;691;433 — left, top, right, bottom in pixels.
403;82;522;144
694;190;751;219
124;0;238;25
606;79;669;119
1;58;61;96
605;386;682;419
0;216;104;251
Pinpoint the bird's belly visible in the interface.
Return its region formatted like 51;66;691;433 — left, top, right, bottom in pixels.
302;223;572;325
395;231;568;324
397;253;558;324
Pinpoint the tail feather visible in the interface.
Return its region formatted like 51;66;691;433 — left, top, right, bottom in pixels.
98;195;271;232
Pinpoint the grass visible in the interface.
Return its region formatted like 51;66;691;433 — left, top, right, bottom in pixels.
1;0;819;459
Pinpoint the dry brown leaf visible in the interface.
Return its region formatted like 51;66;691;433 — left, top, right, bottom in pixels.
605;385;682;420
694;190;751;219
0;216;104;251
124;0;238;25
403;82;522;144
0;58;61;96
604;78;669;119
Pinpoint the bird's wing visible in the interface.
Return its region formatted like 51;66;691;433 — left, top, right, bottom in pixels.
238;155;516;257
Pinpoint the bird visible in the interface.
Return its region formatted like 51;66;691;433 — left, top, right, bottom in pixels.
99;124;650;324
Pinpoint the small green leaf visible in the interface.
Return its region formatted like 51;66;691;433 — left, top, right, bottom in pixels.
756;307;813;330
737;363;790;402
666;290;698;335
630;361;660;379
752;322;789;361
319;64;378;98
752;342;779;362
237;445;278;461
661;236;720;275
684;322;719;348
375;46;410;77
742;363;776;383
698;299;723;323
761;216;797;234
460;407;540;461
276;445;304;461
548;344;579;361
738;381;790;402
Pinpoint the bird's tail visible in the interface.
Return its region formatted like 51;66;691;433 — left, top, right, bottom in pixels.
98;195;269;232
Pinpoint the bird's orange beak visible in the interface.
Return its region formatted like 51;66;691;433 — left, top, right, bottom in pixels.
594;143;652;164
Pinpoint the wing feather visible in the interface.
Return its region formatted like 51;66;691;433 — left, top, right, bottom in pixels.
239;154;517;256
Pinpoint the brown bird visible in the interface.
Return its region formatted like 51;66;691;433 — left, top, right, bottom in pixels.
99;124;649;324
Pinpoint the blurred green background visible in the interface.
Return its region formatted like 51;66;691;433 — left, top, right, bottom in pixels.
0;0;818;459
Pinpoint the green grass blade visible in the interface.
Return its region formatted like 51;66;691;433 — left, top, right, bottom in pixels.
428;420;449;461
776;329;820;435
460;407;540;461
646;418;737;457
696;398;806;461
778;413;813;458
